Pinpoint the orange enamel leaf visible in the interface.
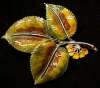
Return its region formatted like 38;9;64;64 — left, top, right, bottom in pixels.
66;44;89;59
2;16;49;53
46;4;77;40
73;53;80;59
82;48;88;55
79;51;85;58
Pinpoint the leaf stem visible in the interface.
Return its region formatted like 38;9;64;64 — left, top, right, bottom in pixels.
60;41;97;51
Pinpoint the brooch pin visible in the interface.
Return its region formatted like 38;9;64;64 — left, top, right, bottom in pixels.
2;3;97;85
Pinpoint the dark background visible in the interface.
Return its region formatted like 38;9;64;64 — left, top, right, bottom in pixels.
0;0;100;88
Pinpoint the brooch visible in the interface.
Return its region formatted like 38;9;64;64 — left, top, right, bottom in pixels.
2;3;97;85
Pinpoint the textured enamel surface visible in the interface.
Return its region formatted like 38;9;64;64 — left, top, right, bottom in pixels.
1;3;97;85
30;44;69;84
2;16;48;53
46;4;77;40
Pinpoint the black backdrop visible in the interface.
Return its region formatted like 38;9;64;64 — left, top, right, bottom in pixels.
0;0;100;88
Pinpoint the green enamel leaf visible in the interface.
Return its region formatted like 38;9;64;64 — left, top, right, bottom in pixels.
2;16;49;53
30;42;69;84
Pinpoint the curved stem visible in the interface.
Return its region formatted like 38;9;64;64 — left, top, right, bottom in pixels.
60;41;97;51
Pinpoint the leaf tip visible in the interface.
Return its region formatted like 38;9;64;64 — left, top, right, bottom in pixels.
34;78;42;85
1;34;7;40
93;46;98;52
44;3;48;8
1;34;10;43
34;81;38;85
44;2;46;5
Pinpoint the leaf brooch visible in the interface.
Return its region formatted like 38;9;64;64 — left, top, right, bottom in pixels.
2;4;97;85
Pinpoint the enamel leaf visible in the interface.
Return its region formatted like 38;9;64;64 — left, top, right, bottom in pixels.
30;42;69;84
46;4;77;40
1;3;97;85
2;16;49;53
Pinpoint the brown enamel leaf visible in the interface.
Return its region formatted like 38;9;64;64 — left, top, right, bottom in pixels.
2;16;49;53
30;42;69;84
46;4;77;40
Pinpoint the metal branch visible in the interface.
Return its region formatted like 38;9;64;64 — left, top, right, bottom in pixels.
60;41;97;51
